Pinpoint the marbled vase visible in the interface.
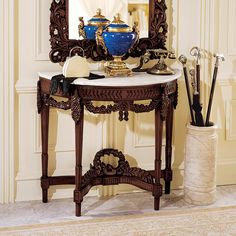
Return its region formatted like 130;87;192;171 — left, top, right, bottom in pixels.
184;124;218;205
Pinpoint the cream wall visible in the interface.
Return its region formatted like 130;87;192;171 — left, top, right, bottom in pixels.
0;0;236;203
0;0;15;203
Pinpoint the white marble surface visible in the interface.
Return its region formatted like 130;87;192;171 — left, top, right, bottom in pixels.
1;185;236;227
184;124;218;205
38;69;181;87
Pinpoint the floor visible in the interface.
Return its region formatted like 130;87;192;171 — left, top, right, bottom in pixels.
1;185;236;227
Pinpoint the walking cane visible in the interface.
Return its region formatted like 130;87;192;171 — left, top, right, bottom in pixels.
190;47;202;97
205;54;225;126
178;55;195;125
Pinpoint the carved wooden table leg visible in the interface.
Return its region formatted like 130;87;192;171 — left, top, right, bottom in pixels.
74;104;84;217
40;102;50;203
154;108;163;210
164;103;174;194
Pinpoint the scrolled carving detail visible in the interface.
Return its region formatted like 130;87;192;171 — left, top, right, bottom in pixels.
84;100;161;121
150;0;168;48
37;80;43;114
172;83;178;109
49;0;168;63
71;92;82;123
160;85;170;121
81;149;154;188
42;95;71;110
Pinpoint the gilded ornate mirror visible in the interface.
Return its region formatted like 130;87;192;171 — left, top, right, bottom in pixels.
49;0;168;63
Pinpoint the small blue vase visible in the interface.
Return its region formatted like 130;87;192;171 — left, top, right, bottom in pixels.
79;9;109;40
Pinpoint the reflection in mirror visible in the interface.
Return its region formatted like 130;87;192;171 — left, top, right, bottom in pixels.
49;0;168;63
128;3;149;38
69;0;149;40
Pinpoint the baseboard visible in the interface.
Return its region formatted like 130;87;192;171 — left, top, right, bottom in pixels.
216;160;236;185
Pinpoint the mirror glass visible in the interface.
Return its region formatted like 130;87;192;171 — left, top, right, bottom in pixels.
69;0;149;40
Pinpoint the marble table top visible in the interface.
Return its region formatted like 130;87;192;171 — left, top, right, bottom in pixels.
38;69;182;87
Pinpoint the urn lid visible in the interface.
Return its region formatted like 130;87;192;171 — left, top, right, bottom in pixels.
87;9;110;26
106;14;132;32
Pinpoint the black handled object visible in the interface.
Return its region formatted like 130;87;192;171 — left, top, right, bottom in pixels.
205;54;225;126
178;55;195;125
189;68;204;126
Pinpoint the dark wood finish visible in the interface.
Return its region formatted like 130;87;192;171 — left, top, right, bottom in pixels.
37;77;178;216
164;102;173;194
39;81;50;203
49;0;168;63
154;108;163;210
74;93;84;217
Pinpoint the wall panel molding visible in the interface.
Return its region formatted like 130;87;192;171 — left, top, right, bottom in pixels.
200;0;215;107
218;75;236;83
34;0;51;61
0;0;4;204
34;109;57;153
15;166;99;201
226;100;236;141
217;159;236;185
15;80;38;94
134;112;155;147
228;0;236;55
0;0;15;203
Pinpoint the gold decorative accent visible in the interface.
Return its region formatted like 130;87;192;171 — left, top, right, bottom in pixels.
78;17;86;39
87;8;110;26
129;21;139;52
88;21;109;26
147;49;176;75
112;13;125;24
106;13;131;32
132;21;139;33
105;56;132;76
106;27;132;33
95;26;107;55
93;8;104;18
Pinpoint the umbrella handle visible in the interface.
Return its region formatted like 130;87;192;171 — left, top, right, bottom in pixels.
205;54;225;126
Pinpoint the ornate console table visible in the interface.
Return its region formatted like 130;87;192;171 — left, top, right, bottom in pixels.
37;70;181;216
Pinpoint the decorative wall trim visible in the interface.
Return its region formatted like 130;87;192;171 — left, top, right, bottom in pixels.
0;0;4;204
99;112;117;197
34;109;57;153
216;159;236;185
0;0;15;203
167;0;179;56
34;0;50;61
218;77;236;85
200;0;215;107
133;110;155;147
15;81;38;94
133;112;167;148
226;100;236;141
15;167;99;201
228;0;236;55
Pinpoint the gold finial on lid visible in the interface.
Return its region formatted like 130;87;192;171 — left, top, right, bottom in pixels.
112;13;125;24
96;8;102;16
93;8;106;18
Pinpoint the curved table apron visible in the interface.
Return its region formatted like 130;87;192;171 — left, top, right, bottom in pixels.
37;71;180;217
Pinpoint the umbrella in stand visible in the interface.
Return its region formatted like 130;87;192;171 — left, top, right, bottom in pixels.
189;69;204;126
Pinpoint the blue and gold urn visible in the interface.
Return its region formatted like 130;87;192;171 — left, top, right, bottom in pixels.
96;14;139;76
79;9;110;40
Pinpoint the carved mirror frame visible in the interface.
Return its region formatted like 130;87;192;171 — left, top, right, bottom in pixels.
49;0;168;63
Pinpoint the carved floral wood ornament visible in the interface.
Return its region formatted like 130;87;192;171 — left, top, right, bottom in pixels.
49;0;168;63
